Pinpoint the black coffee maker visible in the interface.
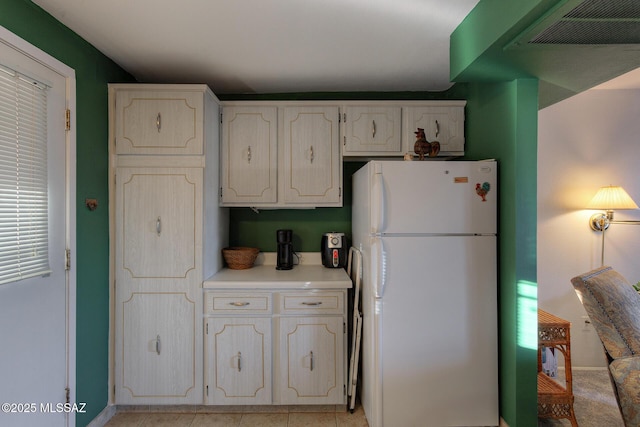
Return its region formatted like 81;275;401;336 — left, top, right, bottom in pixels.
276;229;294;270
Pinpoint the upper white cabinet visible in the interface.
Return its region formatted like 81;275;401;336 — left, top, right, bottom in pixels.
404;103;465;156
219;100;464;206
342;106;402;155
220;102;342;208
220;106;278;205
283;106;341;205
340;101;466;158
114;89;204;155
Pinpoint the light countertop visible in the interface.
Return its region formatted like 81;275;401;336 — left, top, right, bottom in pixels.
203;252;352;289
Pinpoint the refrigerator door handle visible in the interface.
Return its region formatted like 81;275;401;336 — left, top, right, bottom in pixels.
372;237;387;299
372;164;385;233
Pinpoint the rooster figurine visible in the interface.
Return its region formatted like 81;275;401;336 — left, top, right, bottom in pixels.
476;182;490;202
413;128;431;160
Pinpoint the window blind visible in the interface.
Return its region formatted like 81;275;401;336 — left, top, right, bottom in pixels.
0;64;50;285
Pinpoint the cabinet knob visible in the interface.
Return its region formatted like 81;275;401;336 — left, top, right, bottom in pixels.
247;146;251;164
156;113;161;132
310;351;314;372
155;335;161;355
435;119;440;138
310;145;314;164
156;217;162;236
237;351;242;372
372;120;376;138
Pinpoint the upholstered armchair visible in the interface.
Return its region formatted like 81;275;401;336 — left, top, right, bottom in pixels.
571;266;640;427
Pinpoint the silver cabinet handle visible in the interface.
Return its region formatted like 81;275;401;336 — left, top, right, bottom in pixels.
435;120;440;138
310;145;314;163
310;351;314;371
237;352;242;372
302;301;322;306
156;335;161;355
372;120;376;138
156;217;161;236
156;113;161;132
247;146;251;163
229;301;250;307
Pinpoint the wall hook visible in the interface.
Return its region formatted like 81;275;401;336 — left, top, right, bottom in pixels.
85;198;98;211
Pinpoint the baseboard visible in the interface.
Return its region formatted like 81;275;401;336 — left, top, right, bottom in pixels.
86;404;116;427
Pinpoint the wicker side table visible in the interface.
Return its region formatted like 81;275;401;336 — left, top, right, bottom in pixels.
538;309;578;427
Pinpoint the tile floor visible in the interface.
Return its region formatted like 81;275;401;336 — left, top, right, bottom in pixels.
104;404;369;427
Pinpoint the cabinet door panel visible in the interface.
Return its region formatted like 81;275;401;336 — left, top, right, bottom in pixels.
207;318;272;404
283;106;341;205
116;168;201;284
279;316;344;404
405;106;464;155
115;90;203;155
221;107;277;205
344;106;402;154
117;292;196;402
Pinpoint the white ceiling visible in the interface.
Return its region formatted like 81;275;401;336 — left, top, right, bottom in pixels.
31;0;481;94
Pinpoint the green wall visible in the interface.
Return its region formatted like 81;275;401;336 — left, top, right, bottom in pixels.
452;1;545;426
465;80;539;426
0;1;135;425
228;162;364;252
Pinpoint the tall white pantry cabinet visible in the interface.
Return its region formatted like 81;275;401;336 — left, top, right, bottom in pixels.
108;84;228;404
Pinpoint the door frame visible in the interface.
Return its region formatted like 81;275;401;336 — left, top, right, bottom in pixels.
0;25;77;425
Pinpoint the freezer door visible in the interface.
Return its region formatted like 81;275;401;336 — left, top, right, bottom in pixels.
369;161;496;235
375;235;498;427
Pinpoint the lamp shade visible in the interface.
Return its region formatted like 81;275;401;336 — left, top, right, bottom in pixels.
586;185;639;210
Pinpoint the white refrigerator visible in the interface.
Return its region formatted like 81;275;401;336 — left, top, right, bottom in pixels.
352;160;498;427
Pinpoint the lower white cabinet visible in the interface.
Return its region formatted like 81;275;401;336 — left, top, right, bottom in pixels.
278;316;344;404
119;292;197;402
206;317;272;404
204;289;347;406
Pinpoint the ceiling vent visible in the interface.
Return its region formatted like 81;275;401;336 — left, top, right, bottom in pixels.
508;0;640;47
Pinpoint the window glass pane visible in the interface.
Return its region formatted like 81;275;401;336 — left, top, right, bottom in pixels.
0;64;50;285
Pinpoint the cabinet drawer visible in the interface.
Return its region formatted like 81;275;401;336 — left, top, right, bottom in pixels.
205;292;272;314
279;292;344;315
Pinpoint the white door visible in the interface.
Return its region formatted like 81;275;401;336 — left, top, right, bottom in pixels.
116;168;200;284
207;317;272;404
279;316;344;404
120;292;196;401
368;160;497;235
405;105;465;154
220;106;278;205
343;106;402;154
283;106;341;205
114;167;202;404
373;235;498;427
114;89;203;155
0;28;75;427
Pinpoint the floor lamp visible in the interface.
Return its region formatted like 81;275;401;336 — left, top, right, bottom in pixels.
587;185;640;266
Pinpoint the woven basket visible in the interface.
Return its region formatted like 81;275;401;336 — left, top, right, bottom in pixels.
222;247;260;270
